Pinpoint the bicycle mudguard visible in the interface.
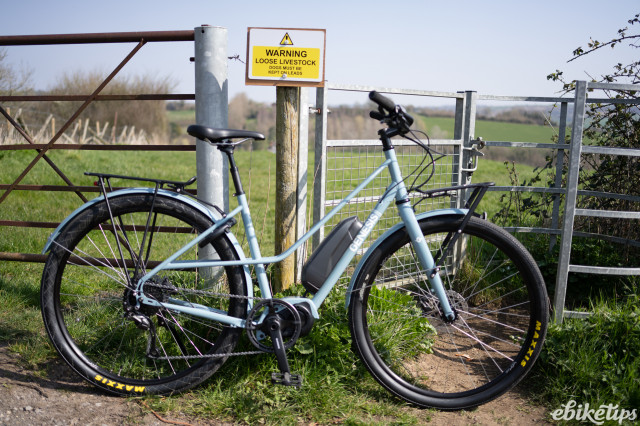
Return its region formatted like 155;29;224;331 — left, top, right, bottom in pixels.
344;208;467;309
42;188;254;298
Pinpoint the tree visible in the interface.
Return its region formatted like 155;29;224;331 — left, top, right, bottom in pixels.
46;70;175;143
548;13;640;259
0;48;32;95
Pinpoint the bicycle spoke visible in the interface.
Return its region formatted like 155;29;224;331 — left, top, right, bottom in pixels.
42;194;247;395
350;215;547;408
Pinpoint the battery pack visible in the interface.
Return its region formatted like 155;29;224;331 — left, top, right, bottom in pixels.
301;216;362;294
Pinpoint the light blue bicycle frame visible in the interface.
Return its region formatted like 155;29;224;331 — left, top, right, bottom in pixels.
135;146;455;328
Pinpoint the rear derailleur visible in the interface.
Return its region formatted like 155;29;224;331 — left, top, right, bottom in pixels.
122;276;182;359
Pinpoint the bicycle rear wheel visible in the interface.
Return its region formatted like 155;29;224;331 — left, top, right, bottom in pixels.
41;193;248;396
348;216;549;410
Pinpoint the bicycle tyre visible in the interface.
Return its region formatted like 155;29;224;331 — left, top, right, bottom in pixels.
348;215;549;410
41;193;248;396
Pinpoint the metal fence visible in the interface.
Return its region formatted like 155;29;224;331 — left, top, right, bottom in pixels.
0;30;208;263
553;81;640;322
311;81;640;322
312;85;478;248
2;28;638;324
309;85;477;287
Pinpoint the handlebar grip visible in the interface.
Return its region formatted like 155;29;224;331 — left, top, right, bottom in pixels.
369;91;396;112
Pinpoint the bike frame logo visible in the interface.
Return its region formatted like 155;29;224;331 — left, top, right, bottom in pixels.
551;400;637;425
350;211;382;252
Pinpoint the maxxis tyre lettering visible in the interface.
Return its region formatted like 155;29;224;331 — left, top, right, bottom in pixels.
348;216;549;410
41;194;248;396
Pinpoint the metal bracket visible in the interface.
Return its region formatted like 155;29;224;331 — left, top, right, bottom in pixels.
309;106;330;115
461;137;485;173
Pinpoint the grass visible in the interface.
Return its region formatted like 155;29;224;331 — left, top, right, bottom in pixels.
471;157;542;221
157;288;424;424
1;116;637;422
0;148;280;256
531;295;640;409
167;109;196;125
420;115;558;143
420;115;559;169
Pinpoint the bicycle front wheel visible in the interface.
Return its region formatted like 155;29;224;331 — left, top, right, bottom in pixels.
41;193;248;396
348;216;549;410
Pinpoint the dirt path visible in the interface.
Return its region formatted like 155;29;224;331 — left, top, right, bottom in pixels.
0;343;551;425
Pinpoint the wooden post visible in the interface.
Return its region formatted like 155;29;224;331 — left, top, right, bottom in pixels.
274;86;300;292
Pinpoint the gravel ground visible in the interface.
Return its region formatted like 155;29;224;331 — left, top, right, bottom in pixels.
0;342;552;425
0;343;200;425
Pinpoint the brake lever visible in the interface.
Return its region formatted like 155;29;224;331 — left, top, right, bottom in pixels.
369;110;386;121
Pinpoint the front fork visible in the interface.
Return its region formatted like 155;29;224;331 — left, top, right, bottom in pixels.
385;144;456;322
396;200;456;322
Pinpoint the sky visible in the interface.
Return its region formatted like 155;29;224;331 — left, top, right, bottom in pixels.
0;1;639;107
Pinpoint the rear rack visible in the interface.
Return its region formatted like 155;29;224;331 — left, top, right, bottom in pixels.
85;172;197;194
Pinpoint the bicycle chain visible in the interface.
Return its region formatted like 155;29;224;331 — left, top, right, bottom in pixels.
150;349;264;361
142;280;267;361
144;280;265;302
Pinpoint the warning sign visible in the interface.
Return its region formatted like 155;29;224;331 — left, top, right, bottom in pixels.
246;28;326;87
279;32;293;45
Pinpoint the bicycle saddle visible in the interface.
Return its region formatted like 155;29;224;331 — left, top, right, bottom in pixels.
187;125;265;143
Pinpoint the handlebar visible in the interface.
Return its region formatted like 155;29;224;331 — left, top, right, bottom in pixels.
369;91;396;112
368;91;414;134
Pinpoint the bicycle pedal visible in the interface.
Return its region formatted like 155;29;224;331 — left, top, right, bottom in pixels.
271;372;302;388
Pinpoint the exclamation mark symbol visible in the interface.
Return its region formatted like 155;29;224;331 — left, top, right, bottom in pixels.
280;33;293;46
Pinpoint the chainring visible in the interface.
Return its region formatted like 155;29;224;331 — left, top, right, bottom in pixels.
245;299;302;353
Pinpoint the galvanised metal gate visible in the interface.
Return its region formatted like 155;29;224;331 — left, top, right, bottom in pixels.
553;81;640;322
310;81;640;323
310;84;479;283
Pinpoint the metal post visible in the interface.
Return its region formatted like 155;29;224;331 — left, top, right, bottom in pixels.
452;91;476;272
194;26;228;283
312;85;328;250
452;91;477;204
452;94;465;207
295;88;310;282
554;81;587;323
194;25;228;211
550;101;568;251
461;91;477;188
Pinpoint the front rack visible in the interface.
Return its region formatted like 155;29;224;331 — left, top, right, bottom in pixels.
413;182;495;210
418;182;496;269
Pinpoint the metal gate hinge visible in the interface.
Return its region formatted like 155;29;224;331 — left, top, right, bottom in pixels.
309;106;330;114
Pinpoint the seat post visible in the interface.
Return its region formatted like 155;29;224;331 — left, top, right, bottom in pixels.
218;145;244;196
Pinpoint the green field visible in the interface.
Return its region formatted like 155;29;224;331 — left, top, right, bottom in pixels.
1;107;555;270
420;115;558;142
0;119;546;260
2;115;637;423
167;108;196;125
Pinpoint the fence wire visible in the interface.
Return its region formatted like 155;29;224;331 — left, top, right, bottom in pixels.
322;140;461;281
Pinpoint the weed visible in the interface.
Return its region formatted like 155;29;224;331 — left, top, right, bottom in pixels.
532;296;640;409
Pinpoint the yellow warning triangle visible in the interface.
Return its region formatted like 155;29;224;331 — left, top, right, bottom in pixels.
280;33;293;46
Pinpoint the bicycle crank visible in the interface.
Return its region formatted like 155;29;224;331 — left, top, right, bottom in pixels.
246;299;303;388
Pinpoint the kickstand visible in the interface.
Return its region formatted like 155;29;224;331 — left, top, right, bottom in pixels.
266;315;302;388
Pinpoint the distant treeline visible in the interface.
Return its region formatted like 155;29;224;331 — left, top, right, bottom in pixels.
167;93;556;150
2;70;174;145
